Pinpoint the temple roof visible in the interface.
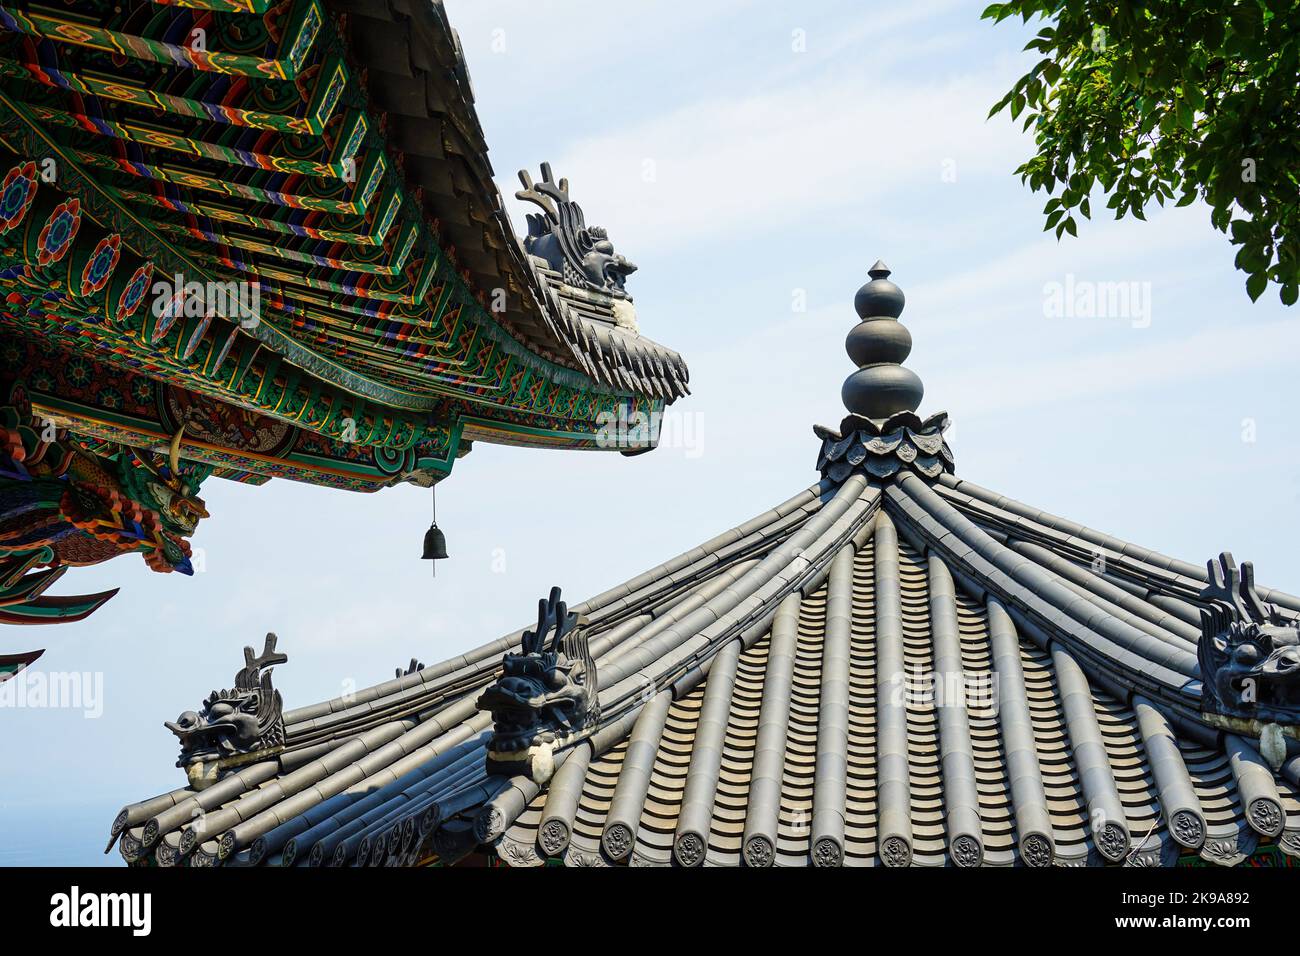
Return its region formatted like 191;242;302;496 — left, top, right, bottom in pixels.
108;264;1300;868
0;0;688;492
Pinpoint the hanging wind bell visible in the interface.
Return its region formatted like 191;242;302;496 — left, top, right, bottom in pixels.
421;483;448;575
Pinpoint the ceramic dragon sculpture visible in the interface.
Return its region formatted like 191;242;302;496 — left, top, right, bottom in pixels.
165;634;288;790
516;163;638;299
477;587;600;783
1197;552;1300;764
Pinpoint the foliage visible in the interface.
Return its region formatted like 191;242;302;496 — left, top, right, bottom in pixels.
984;1;1300;303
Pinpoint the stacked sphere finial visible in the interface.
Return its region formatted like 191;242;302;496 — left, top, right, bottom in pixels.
840;260;924;420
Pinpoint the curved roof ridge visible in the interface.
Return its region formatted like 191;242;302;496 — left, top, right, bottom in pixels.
938;473;1300;614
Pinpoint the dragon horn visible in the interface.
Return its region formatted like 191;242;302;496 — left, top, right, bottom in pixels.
1238;561;1272;623
168;426;185;476
515;168;558;221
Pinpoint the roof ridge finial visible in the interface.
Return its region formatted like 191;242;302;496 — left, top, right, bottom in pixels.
841;259;924;421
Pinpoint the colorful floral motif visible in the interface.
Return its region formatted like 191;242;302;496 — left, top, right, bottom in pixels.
66;356;93;388
152;288;184;342
209;326;239;374
0;162;37;234
36;198;81;266
0;340;21;370
129;377;154;406
180;313;213;360
115;261;154;322
80;233;121;296
97;385;123;410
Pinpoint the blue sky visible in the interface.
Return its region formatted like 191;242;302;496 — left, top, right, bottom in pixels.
3;0;1299;865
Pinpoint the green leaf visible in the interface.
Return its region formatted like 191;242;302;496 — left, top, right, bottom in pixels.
984;0;1300;302
1246;272;1268;302
988;91;1015;118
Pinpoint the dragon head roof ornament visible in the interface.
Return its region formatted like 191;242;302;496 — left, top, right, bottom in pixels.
165;634;288;790
477;587;600;784
1197;552;1300;764
124;426;211;539
397;658;425;679
516;163;637;300
1;379;210;607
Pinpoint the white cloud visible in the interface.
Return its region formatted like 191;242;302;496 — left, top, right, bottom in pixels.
944;316;1300;420
504;67;1026;255
912;205;1221;337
